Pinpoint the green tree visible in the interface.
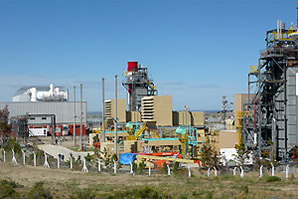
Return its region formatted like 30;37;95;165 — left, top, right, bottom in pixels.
0;105;11;138
199;137;220;169
234;141;250;166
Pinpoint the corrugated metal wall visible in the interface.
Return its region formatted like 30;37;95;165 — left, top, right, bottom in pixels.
0;102;87;125
276;67;298;156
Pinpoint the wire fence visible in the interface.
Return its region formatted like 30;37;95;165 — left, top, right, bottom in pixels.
1;148;298;179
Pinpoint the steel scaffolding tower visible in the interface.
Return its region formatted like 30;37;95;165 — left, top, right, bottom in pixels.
122;62;158;111
242;20;298;161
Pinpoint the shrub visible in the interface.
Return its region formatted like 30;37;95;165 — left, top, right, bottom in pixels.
0;179;21;199
0;179;23;188
70;188;97;199
26;182;53;199
260;176;281;182
106;186;172;199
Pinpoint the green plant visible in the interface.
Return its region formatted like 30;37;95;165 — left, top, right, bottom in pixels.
3;138;22;154
137;161;146;175
172;162;179;172
241;185;249;194
199;137;220;169
161;163;168;174
0;179;22;199
26;182;53;199
264;176;281;182
70;188;97;199
104;186;172;199
234;142;250;166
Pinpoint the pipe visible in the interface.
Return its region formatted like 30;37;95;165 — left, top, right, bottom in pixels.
102;78;105;142
114;75;118;157
73;85;76;146
80;84;83;149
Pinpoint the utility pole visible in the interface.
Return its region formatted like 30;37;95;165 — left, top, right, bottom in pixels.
73;85;76;146
102;78;105;142
114;75;118;157
184;105;189;125
80;84;83;150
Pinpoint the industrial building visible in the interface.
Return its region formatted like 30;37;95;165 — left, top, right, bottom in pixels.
241;20;298;160
104;99;126;123
141;95;173;126
0;84;87;136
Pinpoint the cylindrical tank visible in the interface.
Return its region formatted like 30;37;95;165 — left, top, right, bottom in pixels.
127;62;138;72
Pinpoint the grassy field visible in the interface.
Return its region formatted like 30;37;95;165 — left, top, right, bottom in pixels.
1;162;298;198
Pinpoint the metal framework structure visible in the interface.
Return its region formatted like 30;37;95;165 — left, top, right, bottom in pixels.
122;62;158;111
11;114;56;144
242;20;298;160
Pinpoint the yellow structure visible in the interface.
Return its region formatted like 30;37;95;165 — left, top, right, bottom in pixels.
127;121;147;140
141;95;173;126
104;99;126;123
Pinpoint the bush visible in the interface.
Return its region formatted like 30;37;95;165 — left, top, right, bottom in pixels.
3;138;22;154
70;188;97;199
0;179;21;199
260;176;281;182
26;182;53;199
106;186;172;199
0;179;23;188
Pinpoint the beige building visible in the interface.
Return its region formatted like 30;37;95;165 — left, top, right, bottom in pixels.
141;95;173;126
217;130;239;149
104;99;126;123
126;111;141;122
173;111;204;126
234;94;254;127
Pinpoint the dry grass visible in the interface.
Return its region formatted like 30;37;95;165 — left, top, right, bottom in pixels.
1;162;298;198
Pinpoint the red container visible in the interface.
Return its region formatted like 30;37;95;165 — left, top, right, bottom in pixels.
127;62;138;72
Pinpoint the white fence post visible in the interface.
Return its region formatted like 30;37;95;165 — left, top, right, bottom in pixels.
188;167;191;177
130;162;133;174
167;164;171;176
149;165;151;176
214;167;217;177
113;160;116;174
57;154;60;169
82;157;89;173
43;153;50;168
70;156;73;169
233;167;237;176
240;166;244;178
271;163;275;176
259;165;263;178
286;164;289;179
12;149;17;165
207;168;210;177
3;149;5;163
22;150;26;166
33;152;36;167
98;159;101;172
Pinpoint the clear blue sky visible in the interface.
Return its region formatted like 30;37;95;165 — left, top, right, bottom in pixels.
0;0;297;111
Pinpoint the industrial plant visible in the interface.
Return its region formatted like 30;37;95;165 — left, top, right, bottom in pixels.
2;6;298;188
